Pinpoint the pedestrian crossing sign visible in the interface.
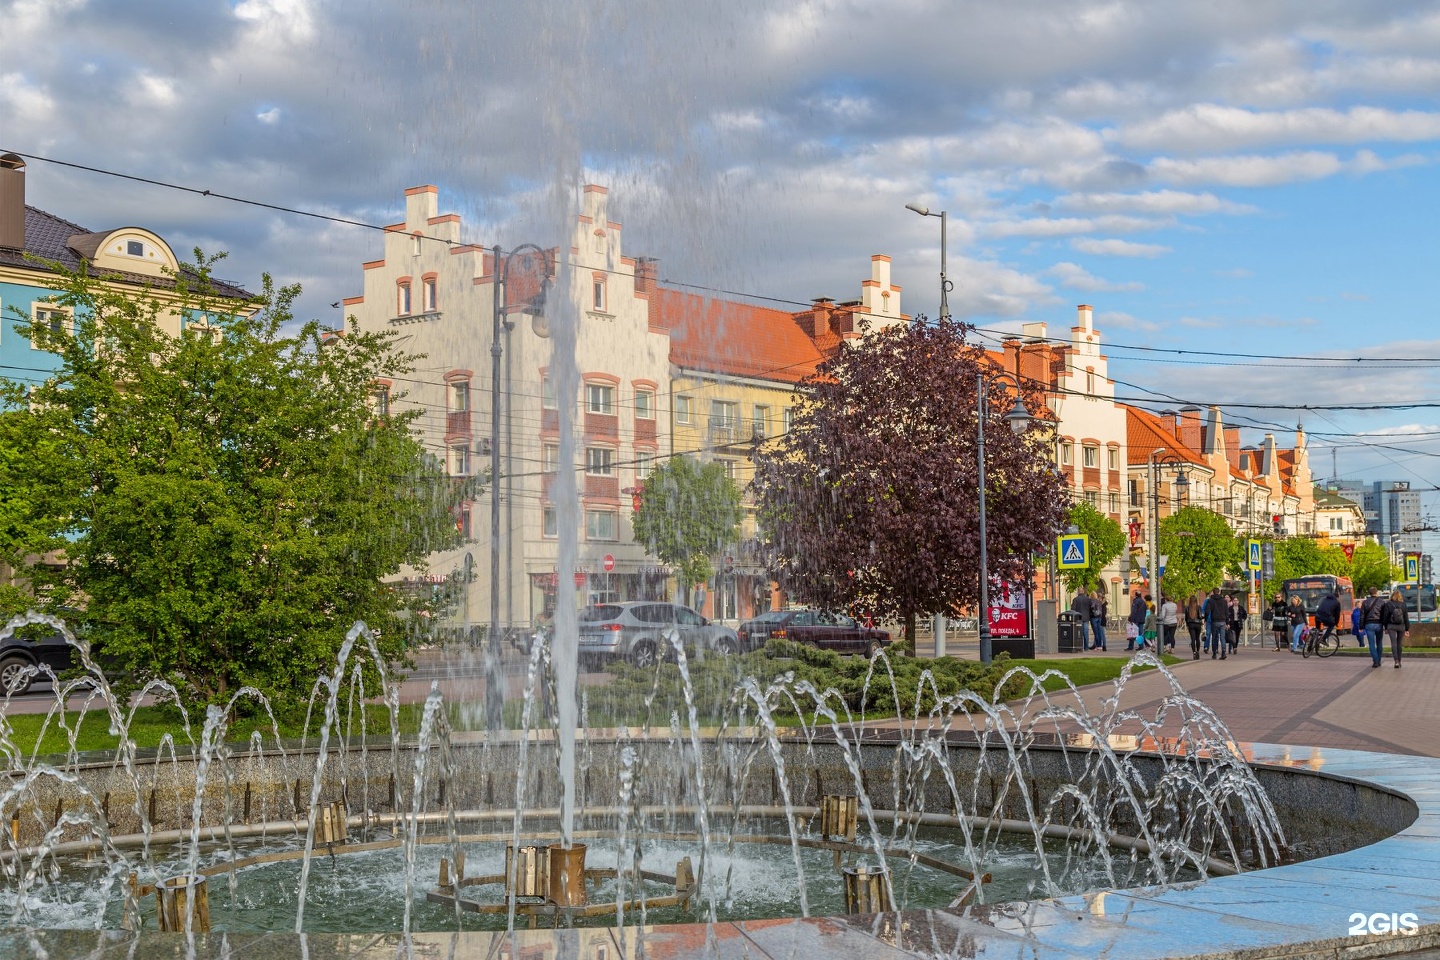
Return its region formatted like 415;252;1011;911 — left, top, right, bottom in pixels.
1057;533;1090;569
1247;539;1262;571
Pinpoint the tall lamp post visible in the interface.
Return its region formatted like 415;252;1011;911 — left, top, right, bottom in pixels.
486;244;552;731
1148;448;1189;613
976;371;1035;665
905;202;951;321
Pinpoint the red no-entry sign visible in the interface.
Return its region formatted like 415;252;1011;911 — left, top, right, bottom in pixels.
603;554;615;572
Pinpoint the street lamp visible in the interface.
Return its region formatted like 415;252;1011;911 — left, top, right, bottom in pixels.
905;202;950;321
486;244;552;731
1148;448;1189;615
976;371;1034;665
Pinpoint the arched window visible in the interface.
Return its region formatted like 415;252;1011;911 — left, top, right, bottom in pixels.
397;279;412;316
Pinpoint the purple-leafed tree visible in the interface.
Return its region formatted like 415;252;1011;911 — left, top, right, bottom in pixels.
751;316;1067;647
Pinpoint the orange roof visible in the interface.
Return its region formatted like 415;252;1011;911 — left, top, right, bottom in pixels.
656;287;828;383
1124;405;1208;468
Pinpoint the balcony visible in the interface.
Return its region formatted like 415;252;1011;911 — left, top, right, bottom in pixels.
708;417;748;445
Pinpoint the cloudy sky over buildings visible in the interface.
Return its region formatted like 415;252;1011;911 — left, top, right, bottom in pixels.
5;0;1440;514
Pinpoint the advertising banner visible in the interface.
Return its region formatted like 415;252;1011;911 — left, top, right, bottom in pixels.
987;578;1031;638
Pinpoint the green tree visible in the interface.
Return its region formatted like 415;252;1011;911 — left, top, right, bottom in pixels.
1271;537;1351;584
1157;506;1241;602
1350;540;1397;593
1061;501;1126;592
0;253;463;710
631;455;743;603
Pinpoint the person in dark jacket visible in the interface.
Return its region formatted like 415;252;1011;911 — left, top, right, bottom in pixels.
1314;590;1342;654
1381;589;1410;669
1226;595;1244;653
1270;593;1288;651
1185;592;1204;659
1351;602;1364;646
1359;587;1386;665
1203;588;1228;660
1128;590;1147;651
1090;588;1109;651
1286;595;1308;652
1072;589;1094;650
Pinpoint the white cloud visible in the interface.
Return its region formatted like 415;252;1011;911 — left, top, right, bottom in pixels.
1215;267;1253;279
981;214;1171;238
256;107;281;125
1148;151;1344;187
0;71;55;124
1044;262;1143;293
1115;105;1440;154
1096;310;1160;333
1056;189;1255;216
1071;237;1171;258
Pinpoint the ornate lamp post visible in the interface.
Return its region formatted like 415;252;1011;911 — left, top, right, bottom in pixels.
1148;448;1190;613
976;371;1034;665
486;244;552;731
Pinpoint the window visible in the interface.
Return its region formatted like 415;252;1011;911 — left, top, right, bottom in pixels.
1107;448;1118;470
456;502;472;539
752;405;770;438
710;400;738;434
542;443;559;473
543;507;557;538
585;447;614;476
423;277;437;312
585;383;615;415
1059;443;1073;466
1108;492;1119;513
586;509;617;541
542;376;556;410
1128;479;1139;507
675;394;693;424
126;239;144;257
411;234;422;256
397;281;411;316
371;384;390;417
449;444;471;477
592;278;606;312
783;407;794;434
634;389;654;420
716;458;737;480
1085;489;1099;507
32;306;68;348
450;381;470;413
635;452;654;480
1086;370;1095;394
1082;445;1098;468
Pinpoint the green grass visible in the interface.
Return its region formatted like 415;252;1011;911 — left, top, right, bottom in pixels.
1003;655;1182;693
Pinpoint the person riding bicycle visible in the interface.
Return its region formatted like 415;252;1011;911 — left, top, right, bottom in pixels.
1313;590;1341;654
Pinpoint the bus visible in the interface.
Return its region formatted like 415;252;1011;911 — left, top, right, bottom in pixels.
1280;575;1355;632
1397;583;1437;621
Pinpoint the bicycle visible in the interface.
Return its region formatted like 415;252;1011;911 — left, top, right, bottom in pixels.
1302;623;1341;659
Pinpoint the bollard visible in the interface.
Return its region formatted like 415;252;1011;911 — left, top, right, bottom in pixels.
819;794;858;842
155;874;211;933
505;844;549;898
547;843;588;907
242;782;251;823
842;864;891;915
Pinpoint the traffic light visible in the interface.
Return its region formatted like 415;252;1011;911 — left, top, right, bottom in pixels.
1271;514;1282;535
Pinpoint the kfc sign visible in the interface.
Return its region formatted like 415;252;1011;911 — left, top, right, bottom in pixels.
987;578;1031;638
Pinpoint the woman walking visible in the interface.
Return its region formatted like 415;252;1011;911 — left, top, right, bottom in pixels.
1382;589;1410;669
1139;599;1157;651
1091;588;1108;652
1185;592;1204;659
1287;594;1308;653
1270;593;1288;651
1160;593;1179;652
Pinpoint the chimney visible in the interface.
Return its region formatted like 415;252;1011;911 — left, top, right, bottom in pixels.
0;153;25;252
634;256;657;295
809;297;835;338
1077;304;1093;332
1178;406;1203;452
1224;427;1241;459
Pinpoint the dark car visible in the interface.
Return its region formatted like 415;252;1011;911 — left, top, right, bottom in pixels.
737;609;890;657
0;627;76;695
576;602;740;667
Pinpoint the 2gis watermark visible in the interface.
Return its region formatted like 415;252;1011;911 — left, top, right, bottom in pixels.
1348;912;1421;937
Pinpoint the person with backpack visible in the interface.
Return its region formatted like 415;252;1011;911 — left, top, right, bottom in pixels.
1381;589;1410;669
1270;593;1289;651
1359;587;1386;666
1203;588;1228;660
1314;589;1342;655
1072;588;1094;650
1185;592;1205;659
1127;590;1147;651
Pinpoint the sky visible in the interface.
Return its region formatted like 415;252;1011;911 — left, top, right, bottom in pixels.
4;0;1440;535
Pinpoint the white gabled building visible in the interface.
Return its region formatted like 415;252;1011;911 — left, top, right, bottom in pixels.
344;184;671;633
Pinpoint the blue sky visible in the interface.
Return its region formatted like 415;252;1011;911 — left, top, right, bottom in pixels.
3;0;1440;528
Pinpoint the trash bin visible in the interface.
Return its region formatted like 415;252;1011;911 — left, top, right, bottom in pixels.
1057;611;1083;653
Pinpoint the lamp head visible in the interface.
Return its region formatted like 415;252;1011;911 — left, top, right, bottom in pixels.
1004;395;1032;434
527;276;552;337
905;202;931;217
1175;467;1190;488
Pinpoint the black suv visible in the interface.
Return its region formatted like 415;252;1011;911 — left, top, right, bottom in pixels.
0;627;77;695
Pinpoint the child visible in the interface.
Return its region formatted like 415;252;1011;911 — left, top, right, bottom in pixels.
1139;600;1157;651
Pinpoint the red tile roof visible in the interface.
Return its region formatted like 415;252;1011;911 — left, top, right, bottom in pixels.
655;286;829;383
1124;405;1208;468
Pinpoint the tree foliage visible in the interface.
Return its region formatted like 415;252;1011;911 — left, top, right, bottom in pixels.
1348;540;1396;593
631;455;742;595
0;253;463;710
1061;501;1126;592
751;317;1067;626
1157;506;1240;602
1269;536;1351;585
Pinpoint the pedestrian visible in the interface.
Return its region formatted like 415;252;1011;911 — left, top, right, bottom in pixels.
1382;589;1410;669
1204;588;1228;660
1314;589;1342;654
1351;601;1364;646
1091;588;1108;651
1185;592;1204;659
1072;588;1095;650
1270;593;1288;651
1287;594;1308;653
1139;599;1157;651
1359;586;1386;666
1127;590;1147;651
1226;595;1244;654
1160;593;1179;652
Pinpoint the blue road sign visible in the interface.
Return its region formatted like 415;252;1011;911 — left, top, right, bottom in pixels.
1247;539;1262;571
1057;533;1090;569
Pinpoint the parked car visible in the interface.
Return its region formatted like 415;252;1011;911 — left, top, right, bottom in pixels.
737;609;891;657
577;602;740;667
0;627;76;695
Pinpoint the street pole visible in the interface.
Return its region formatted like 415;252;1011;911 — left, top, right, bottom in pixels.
1150;448;1163;615
487;245;505;732
976;375;992;665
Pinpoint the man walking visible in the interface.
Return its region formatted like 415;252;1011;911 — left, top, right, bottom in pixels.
1071;588;1095;650
1128;590;1147;651
1090;588;1109;652
1360;587;1386;666
1204;588;1228;660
